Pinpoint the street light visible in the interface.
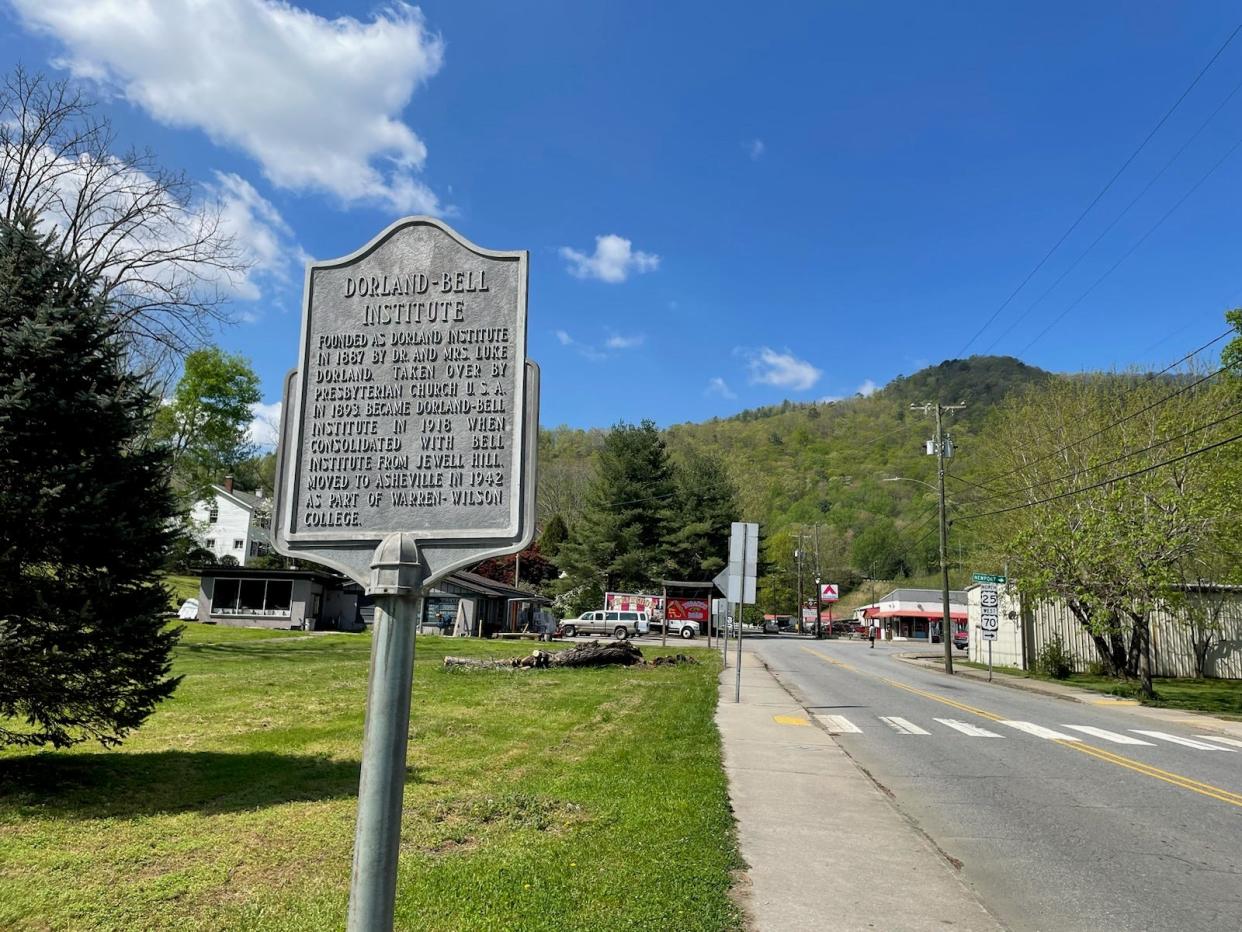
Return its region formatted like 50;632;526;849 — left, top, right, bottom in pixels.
881;476;957;674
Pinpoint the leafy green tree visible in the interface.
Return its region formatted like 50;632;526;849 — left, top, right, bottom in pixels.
153;347;261;500
1222;307;1242;375
556;420;676;595
965;370;1241;696
852;519;908;579
0;215;181;748
663;449;737;580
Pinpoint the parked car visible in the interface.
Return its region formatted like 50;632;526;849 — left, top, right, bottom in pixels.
830;621;853;636
953;628;969;651
559;610;648;639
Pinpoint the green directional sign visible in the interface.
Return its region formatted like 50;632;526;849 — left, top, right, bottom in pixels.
972;572;1007;584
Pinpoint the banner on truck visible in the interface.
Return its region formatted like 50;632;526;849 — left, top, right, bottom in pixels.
605;592;664;614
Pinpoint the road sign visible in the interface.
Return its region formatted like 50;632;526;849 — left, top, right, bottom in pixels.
972;572;1007;584
820;583;839;602
724;521;758;604
981;629;998;641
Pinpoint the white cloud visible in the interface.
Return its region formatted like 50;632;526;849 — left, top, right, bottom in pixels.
559;234;659;283
746;138;765;160
746;347;822;391
706;377;737;399
13;0;447;213
555;329;574;346
210;171;306;301
605;333;645;350
857;378;878;397
247;401;282;448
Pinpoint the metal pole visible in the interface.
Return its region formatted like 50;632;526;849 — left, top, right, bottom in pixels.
721;601;729;668
936;404;955;676
734;599;743;702
795;533;803;635
988;640;993;682
661;584;668;648
347;589;422;932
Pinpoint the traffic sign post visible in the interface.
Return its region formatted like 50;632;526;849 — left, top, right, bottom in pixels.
715;522;758;701
978;583;1000;681
272;217;539;932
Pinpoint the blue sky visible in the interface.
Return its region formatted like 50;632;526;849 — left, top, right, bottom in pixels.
4;1;1242;436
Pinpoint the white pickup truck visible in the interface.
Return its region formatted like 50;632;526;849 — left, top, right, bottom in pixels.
651;616;700;640
559;610;649;639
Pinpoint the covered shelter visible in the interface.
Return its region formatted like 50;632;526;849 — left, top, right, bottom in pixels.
660;579;716;646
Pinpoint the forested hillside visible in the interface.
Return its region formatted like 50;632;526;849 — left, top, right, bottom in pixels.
537;355;1051;601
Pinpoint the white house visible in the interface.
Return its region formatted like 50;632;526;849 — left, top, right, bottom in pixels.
188;476;272;566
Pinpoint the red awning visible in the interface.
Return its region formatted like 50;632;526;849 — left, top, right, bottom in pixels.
873;609;967;620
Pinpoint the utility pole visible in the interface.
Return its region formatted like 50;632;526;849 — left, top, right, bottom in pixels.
813;524;823;639
912;401;966;675
794;527;804;634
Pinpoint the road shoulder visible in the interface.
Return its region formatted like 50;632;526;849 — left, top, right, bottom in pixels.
716;648;1002;932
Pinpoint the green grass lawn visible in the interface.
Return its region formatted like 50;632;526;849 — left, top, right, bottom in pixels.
0;626;742;931
961;660;1242;717
163;573;201;607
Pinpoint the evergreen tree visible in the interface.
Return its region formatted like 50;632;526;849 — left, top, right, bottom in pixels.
539;513;569;562
557;420;676;594
0;215;181;749
663;449;737;579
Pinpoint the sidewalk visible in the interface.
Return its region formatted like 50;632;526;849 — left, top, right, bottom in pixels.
898;652;1242;740
715;649;1001;932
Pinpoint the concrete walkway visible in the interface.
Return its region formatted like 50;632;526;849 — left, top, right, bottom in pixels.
716;648;1002;932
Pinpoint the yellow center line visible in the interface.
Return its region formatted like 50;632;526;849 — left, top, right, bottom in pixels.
799;645;1242;809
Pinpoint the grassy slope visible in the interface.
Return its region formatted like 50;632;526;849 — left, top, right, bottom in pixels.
962;661;1242;717
0;626;741;931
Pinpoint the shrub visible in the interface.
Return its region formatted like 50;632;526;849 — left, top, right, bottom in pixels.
1036;633;1074;679
218;554;239;567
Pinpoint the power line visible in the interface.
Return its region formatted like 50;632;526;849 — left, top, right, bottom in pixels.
957;428;1242;522
983;72;1242;354
971;327;1230;474
961;404;1242;507
956;24;1242;356
1018;130;1242;354
971;363;1226;486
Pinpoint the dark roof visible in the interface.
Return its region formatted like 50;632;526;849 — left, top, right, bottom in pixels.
197;566;342;583
450;570;549;602
659;579;714;588
209;484;268;511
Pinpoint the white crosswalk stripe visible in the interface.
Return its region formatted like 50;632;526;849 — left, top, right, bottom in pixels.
1061;725;1153;745
935;718;1002;738
1000;721;1080;741
1131;730;1237;751
1194;734;1242;749
880;716;930;735
816;714;862;734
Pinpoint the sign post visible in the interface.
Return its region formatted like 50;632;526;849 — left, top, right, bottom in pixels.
271;217;539;932
722;522;758;702
976;576;1002;682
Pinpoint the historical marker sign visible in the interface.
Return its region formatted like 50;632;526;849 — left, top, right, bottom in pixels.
273;216;538;588
270;217;540;932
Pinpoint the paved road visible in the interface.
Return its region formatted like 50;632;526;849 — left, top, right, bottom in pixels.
750;636;1242;932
